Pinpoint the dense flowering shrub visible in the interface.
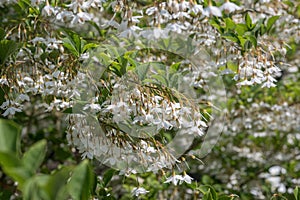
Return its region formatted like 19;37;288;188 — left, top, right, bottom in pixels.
0;0;299;199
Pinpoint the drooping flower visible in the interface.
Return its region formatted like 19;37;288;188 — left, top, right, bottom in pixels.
131;187;149;197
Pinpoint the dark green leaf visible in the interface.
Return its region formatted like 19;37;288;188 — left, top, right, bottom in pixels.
22;140;47;173
0;27;5;40
62;30;85;57
103;168;115;187
0;40;19;65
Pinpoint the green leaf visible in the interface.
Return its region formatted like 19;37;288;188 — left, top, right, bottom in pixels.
62;30;85;57
252;18;265;35
246;35;257;48
295;187;300;200
235;24;248;36
222;33;239;43
0;27;5;40
83;43;99;53
169;62;181;73
266;15;280;32
23;175;50;200
102;168;115;187
225;18;236;30
0;40;19;65
245;13;253;29
0;119;21;155
199;185;217;200
151;74;168;86
68;160;95;200
22;140;47;173
136;63;150;80
44;167;72;200
0;152;31;189
202;189;214;200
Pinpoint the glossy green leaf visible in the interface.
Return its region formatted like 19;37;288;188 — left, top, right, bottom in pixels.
0;119;21;155
22;140;47;173
67;160;95;200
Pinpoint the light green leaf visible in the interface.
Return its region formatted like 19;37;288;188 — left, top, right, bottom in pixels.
0;119;21;155
44;167;72;200
225;18;236;30
295;186;300;200
83;43;99;53
23;175;50;200
0;152;31;189
67;160;95;200
245;13;253;29
22;140;47;173
235;24;248;36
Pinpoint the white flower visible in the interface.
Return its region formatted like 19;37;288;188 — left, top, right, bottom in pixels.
56;10;73;22
71;12;92;24
180;173;193;184
131;187;149;197
42;5;56;16
164;174;183;185
203;5;222;17
2;107;22;117
220;1;241;13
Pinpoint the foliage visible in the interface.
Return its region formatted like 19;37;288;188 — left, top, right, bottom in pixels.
0;0;299;199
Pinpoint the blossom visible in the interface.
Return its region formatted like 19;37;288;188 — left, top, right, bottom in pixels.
220;1;241;13
164;174;183;185
180;173;193;184
131;187;149;197
203;5;222;17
